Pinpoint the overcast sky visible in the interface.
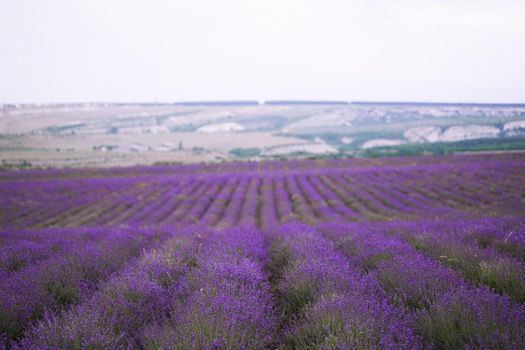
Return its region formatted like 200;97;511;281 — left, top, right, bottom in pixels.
1;0;524;103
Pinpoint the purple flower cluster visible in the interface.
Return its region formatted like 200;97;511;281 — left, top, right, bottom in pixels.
319;222;525;349
142;226;277;349
386;219;525;302
19;226;208;349
270;223;420;349
0;226;168;342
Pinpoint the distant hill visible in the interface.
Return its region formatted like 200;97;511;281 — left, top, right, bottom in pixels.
1;102;525;168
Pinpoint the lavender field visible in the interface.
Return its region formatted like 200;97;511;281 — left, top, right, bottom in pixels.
1;154;524;349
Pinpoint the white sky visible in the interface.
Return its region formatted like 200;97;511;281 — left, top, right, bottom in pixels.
1;0;524;103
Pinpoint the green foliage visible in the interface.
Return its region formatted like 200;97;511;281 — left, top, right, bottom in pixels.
43;279;79;306
282;313;348;350
267;242;291;286
229;147;262;158
0;160;33;171
361;136;525;157
417;300;479;350
153;161;183;166
362;252;393;272
478;260;525;302
406;235;525;302
282;310;374;350
281;282;314;321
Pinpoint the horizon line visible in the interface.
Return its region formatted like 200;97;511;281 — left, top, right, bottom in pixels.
3;100;525;107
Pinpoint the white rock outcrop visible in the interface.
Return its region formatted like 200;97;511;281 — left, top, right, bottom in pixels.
404;127;442;143
196;122;245;133
404;125;501;143
503;120;525;136
439;125;500;142
262;143;338;156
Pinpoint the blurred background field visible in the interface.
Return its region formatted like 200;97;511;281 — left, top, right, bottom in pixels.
2;101;525;169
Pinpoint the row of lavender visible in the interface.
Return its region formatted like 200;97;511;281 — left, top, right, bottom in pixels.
2;156;524;229
316;219;525;349
2;216;523;349
1;153;523;181
0;225;172;342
